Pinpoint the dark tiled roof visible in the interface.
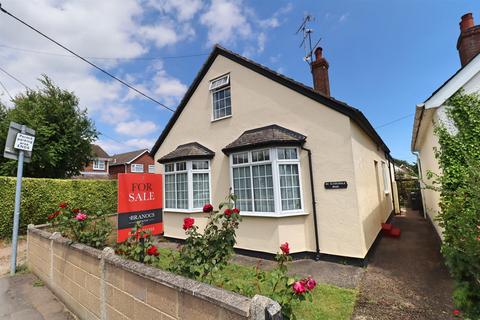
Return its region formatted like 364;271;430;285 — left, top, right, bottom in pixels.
158;143;215;163
91;144;110;158
111;149;149;166
222;125;306;155
151;44;390;155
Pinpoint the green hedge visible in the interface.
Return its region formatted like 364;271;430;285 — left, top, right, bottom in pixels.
0;177;117;238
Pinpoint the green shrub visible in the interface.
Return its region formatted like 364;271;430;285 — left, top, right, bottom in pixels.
430;91;480;318
0;176;117;238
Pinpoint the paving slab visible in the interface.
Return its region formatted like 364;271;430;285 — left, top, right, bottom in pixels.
0;273;74;320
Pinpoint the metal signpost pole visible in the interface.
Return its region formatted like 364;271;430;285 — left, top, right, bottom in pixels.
10;125;25;275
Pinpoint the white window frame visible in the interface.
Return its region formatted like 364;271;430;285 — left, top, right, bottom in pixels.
381;161;390;194
148;165;156;173
163;160;212;212
229;147;305;217
92;159;105;171
131;164;144;173
210;73;232;121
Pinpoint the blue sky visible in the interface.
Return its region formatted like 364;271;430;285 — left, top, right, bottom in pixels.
0;1;479;161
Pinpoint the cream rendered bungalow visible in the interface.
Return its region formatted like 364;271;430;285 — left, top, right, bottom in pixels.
151;44;398;261
411;13;480;237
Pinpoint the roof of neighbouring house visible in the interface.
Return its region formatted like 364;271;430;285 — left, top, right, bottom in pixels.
222;124;306;155
158;142;215;163
111;149;150;166
151;44;390;156
91;144;110;159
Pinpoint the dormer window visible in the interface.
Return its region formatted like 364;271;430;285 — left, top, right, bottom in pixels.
210;74;231;120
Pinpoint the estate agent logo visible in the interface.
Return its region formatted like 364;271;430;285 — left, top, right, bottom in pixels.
117;173;163;242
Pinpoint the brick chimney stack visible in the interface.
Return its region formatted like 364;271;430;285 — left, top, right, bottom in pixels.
311;47;330;96
457;13;480;66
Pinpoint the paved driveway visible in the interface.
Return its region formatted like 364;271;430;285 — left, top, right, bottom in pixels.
353;209;454;320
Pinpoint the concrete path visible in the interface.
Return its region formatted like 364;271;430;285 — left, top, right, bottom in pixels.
0;273;74;320
352;209;454;320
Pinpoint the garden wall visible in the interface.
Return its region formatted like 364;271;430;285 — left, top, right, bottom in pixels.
27;225;282;320
0;177;117;238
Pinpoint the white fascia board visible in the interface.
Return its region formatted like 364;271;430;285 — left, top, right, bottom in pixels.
126;150;149;164
425;54;480;110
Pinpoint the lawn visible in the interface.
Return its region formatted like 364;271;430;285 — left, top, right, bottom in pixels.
155;247;357;320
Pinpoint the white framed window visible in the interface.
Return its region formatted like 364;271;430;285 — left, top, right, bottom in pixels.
93;160;105;171
381;161;390;194
210;74;231;120
131;164;144;173
164;160;211;211
230;147;303;216
148;165;156;173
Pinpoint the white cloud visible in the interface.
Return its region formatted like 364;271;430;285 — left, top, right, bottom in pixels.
100;105;133;125
147;0;203;21
339;13;350;23
97;137;156;154
115;120;158;136
153;70;188;107
200;0;252;45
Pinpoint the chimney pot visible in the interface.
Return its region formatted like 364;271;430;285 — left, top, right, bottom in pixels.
311;46;330;97
457;13;480;66
460;13;474;32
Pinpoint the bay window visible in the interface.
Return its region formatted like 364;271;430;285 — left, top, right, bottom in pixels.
230;147;303;215
164;160;211;211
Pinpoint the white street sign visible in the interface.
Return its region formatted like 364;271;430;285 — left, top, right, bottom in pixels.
14;133;35;152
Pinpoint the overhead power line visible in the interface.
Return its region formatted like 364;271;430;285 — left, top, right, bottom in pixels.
0;3;175;113
375;113;414;129
0;43;209;61
0;66;30;89
0;78;13;100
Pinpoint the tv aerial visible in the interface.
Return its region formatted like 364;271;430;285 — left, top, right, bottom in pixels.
296;14;322;65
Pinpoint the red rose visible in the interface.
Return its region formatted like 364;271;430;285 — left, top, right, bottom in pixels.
183;217;195;230
47;213;56;220
72;208;80;214
147;245;159;256
292;281;306;295
453;309;460;316
224;209;232;217
203;204;213;213
233;208;240;214
59;202;67;209
280;242;290;255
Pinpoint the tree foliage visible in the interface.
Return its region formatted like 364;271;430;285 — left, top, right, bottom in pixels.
431;90;480;317
0;76;97;178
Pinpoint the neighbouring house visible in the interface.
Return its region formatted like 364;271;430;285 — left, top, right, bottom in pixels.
78;144;111;179
411;12;480;238
151;44;399;261
109;149;155;179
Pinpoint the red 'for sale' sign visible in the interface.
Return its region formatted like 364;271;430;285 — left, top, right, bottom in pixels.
117;173;163;242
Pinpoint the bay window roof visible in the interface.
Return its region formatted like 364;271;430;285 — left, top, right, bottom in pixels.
158;142;215;164
222;124;306;155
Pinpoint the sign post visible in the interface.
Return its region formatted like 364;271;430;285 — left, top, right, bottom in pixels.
117;173;163;242
3;122;35;275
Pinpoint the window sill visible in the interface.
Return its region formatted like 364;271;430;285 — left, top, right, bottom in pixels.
239;211;309;218
164;209;204;214
211;115;232;123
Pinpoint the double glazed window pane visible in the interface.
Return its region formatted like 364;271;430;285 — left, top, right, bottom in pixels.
233;167;253;211
193;173;209;208
279;164;301;210
252;164;275;212
213;87;231;119
176;173;188;209
165;174;176;209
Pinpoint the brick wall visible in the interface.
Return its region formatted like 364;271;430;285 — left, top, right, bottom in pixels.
27;226;282;320
109;165;126;180
126;152;154;174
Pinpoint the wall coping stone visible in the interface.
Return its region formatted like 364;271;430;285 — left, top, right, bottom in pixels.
28;224;265;318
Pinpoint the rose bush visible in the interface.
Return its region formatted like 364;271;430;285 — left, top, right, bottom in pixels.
168;194;241;282
115;222;160;265
48;202;111;249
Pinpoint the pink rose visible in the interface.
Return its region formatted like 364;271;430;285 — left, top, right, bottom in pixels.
305;277;317;291
292;281;306;295
75;212;88;221
453;309;460;316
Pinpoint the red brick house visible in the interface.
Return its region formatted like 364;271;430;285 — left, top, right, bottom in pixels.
109;149;155;179
79;144;111;179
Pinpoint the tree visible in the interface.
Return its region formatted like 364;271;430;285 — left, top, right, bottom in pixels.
0;76;98;178
430;90;480;318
